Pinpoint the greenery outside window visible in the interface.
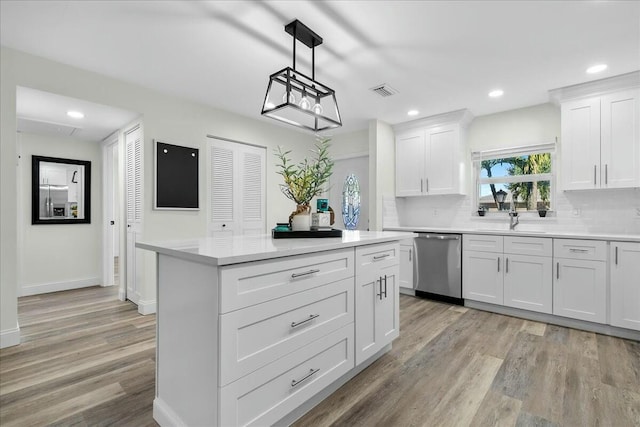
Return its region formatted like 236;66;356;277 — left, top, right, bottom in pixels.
473;143;555;213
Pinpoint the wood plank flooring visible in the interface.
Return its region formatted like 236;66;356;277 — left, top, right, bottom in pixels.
1;287;638;426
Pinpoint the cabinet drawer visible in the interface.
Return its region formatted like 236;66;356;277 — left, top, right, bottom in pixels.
355;242;400;277
463;234;503;253
219;278;354;386
220;248;354;313
219;324;354;427
554;239;607;261
504;236;552;257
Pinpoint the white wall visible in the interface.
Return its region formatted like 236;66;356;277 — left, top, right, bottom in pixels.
328;129;368;159
369;120;395;231
18;132;102;295
0;46;316;347
397;103;640;235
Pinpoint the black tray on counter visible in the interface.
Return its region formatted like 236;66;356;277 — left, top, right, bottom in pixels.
272;228;343;239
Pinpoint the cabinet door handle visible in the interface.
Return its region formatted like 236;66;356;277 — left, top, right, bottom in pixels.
557;262;560;280
569;248;589;253
291;269;320;278
497;257;500;272
426;178;429;193
409;249;412;262
594;165;597;185
376;278;383;300
383;275;388;298
291;368;320;388
506;257;509;273
615;246;618;265
291;314;320;328
605;164;608;185
420;179;423;193
373;253;390;260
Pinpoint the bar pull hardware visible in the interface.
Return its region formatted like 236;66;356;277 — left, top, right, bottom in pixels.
426;178;429;193
409;249;412;262
615;246;618;265
594;165;597;185
498;257;500;272
291;314;320;328
506;257;509;273
291;368;320;388
557;262;560;280
383;275;388;298
377;278;383;300
569;248;589;253
421;179;423;193
605;164;608;185
291;268;320;278
373;253;390;260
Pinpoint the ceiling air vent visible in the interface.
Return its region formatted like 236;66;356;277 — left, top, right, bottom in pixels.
370;84;398;97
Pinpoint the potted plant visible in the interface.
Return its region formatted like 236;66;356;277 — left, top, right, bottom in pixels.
477;206;487;217
538;204;548;217
275;136;334;231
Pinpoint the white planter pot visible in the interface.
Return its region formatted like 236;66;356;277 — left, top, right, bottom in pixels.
291;214;311;231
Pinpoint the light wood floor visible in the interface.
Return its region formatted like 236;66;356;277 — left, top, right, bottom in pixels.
1;287;639;426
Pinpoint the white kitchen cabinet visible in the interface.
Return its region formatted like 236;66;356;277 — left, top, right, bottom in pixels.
394;109;472;197
561;88;639;190
610;241;640;331
399;240;414;294
463;234;552;314
553;239;607;323
355;243;400;365
40;163;68;185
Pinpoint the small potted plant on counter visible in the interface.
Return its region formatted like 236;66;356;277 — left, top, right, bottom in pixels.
538;205;548;217
477;206;487;217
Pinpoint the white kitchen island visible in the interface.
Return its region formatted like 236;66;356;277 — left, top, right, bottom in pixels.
137;230;415;427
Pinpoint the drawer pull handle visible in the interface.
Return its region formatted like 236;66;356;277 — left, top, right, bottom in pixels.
373;253;390;260
291;314;319;328
291;368;320;388
569;248;589;253
291;269;320;278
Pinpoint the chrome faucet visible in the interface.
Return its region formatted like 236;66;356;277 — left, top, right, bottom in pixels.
509;192;519;230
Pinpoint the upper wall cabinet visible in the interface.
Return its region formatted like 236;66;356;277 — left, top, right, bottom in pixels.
394;109;473;197
551;72;640;191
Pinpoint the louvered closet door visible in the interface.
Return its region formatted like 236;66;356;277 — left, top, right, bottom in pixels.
209;138;266;237
125;126;143;304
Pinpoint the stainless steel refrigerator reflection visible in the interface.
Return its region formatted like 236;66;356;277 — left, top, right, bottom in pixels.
414;233;463;305
39;184;68;218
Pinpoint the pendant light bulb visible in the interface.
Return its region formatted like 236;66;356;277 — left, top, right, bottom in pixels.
282;90;296;105
312;101;323;115
299;89;311;110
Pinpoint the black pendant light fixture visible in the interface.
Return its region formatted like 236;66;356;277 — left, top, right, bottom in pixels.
261;20;342;132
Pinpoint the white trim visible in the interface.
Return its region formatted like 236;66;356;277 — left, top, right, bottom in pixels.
20;277;101;297
153;396;187;427
0;325;21;349
393;109;474;133
206;134;267;149
471;141;556;161
138;298;157;315
548;71;640;104
480;173;553;185
102;136;119;289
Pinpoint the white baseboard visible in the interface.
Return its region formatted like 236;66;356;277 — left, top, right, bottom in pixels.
154;396;187;427
0;325;21;349
20;277;101;297
399;287;415;296
138;299;156;315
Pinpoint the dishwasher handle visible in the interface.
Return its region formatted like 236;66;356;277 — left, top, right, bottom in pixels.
417;234;460;241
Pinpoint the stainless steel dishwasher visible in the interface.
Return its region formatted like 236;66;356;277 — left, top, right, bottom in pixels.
414;233;463;305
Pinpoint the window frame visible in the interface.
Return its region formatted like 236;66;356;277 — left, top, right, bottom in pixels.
472;142;556;215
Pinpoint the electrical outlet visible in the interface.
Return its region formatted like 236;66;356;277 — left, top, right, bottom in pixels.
572;208;581;217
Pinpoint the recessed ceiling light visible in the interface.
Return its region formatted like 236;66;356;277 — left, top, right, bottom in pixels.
67;111;84;119
407;110;419;116
488;90;504;98
586;64;608;74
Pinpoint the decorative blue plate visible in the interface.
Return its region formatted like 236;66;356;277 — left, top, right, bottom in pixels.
342;174;360;230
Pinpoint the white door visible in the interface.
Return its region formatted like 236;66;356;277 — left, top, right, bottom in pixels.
209;138;265;237
125;126;143;305
426;124;458;195
561;97;601;190
601;89;640;189
395;131;425;196
610;242;640;331
328;155;369;230
553;258;606;323
463;251;503;304
503;254;552;314
376;264;400;344
102;137;120;289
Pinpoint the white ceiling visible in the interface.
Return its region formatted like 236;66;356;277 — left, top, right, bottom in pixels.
2;1;639;135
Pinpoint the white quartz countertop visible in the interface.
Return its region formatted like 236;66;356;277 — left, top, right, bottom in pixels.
137;230;417;266
384;226;640;242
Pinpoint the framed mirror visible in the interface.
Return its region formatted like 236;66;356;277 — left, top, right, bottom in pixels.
32;155;91;225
